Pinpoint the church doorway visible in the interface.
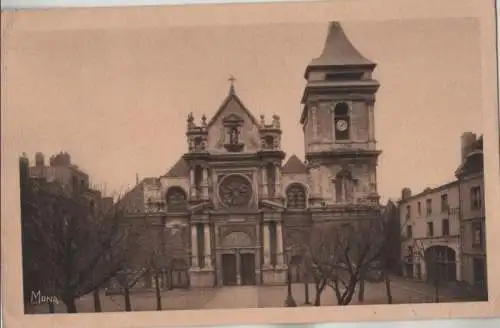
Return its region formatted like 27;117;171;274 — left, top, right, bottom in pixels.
170;259;189;289
222;254;238;285
240;253;256;285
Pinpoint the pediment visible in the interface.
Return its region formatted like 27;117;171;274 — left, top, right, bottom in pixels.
207;94;259;129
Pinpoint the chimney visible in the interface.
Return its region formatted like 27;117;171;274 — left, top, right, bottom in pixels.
461;132;477;161
401;188;412;200
35;152;45;167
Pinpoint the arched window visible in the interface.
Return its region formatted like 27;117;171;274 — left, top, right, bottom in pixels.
194;165;203;192
166;187;187;211
286;183;307;209
334;102;350;141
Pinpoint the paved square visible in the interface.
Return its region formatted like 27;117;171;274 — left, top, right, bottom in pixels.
28;276;476;313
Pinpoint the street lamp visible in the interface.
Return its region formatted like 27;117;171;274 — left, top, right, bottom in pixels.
303;257;310;305
284;245;297;307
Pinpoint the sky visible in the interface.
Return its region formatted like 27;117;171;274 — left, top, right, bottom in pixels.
3;17;483;201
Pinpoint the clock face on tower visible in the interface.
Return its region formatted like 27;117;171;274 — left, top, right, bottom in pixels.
218;174;253;208
336;119;348;132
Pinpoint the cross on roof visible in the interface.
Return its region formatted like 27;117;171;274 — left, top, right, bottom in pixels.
228;75;236;95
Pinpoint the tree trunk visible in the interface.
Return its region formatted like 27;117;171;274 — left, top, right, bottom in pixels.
358;276;365;303
338;285;356;305
63;297;77;313
304;281;310;304
155;274;162;311
384;272;393;304
124;287;132;312
93;288;102;312
314;281;326;306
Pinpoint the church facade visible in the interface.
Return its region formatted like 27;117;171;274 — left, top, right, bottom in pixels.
119;22;382;289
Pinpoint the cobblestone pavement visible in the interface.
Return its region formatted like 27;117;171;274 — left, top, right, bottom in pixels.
29;275;478;313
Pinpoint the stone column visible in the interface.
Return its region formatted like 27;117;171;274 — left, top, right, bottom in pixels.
236;250;242;285
455;250;462;281
311;106;318;141
216;253;223;286
275;165;281;196
202;166;209;200
261;166;268;198
309;165;320;199
368;101;375;142
276;221;284;267
191;225;199;268
263;223;271;267
204;224;212;269
190;169;196;199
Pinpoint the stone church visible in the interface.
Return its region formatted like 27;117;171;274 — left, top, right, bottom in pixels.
119;22;382;289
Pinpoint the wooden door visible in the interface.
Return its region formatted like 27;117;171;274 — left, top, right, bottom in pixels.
240;253;256;285
222;254;237;285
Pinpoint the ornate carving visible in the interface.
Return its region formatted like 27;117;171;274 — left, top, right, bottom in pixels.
218;174;253;208
216;129;226;149
222;231;253;248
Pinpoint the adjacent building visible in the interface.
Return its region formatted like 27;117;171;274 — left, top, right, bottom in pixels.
455;132;487;296
27;151;113;214
399;182;461;283
399;132;486;294
118;21;383;289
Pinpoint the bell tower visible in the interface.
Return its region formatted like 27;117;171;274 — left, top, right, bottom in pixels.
301;22;382;207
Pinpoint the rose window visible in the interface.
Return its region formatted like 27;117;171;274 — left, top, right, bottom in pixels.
218;174;253;208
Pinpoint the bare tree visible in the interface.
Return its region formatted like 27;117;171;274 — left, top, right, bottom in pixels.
308;218;385;306
125;221;171;311
358;202;401;304
19;156;150;313
148;226;172;311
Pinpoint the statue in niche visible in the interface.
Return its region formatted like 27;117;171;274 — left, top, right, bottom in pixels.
333;169;357;203
229;127;240;145
224;126;244;152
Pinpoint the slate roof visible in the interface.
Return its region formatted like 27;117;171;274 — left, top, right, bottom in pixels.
164;157;190;178
307;22;375;69
282;154;308;174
